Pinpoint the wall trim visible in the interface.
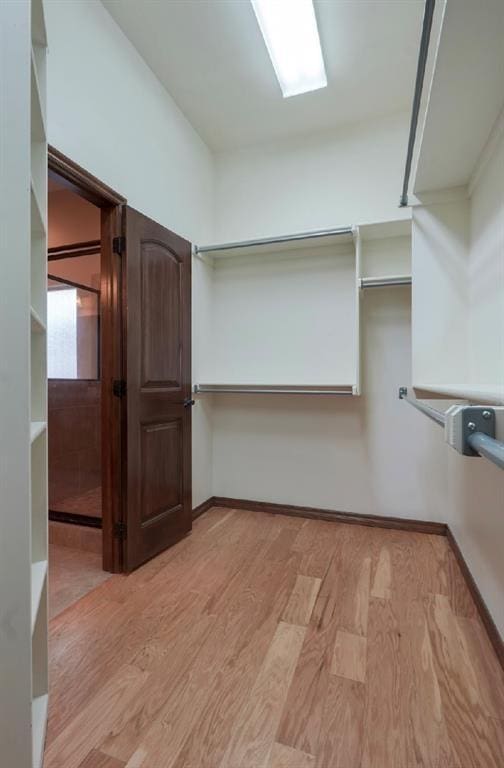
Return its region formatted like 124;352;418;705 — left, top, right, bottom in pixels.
49;145;126;208
446;527;504;669
192;496;503;669
192;497;216;521
211;495;446;535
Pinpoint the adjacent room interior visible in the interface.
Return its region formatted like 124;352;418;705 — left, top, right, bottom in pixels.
46;177;110;618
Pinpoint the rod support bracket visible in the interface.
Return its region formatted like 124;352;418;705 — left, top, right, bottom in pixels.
399;386;408;399
460;407;496;456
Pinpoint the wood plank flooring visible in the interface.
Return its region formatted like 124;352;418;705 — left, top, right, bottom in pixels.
45;507;504;768
49;541;111;619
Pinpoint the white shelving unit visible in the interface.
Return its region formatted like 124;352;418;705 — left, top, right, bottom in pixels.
30;2;49;766
31;421;47;443
31;560;48;633
1;1;49;765
193;218;412;400
358;217;412;281
410;1;504;405
193;228;360;395
32;693;49;768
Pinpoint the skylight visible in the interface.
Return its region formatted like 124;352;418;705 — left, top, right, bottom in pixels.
251;0;327;98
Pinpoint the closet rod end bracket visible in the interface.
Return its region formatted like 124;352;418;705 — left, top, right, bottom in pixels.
460;407;496;456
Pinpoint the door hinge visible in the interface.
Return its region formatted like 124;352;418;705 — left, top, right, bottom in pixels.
113;379;127;398
113;235;126;255
114;521;127;540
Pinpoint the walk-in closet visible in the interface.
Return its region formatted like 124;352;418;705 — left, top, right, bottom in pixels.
1;1;503;767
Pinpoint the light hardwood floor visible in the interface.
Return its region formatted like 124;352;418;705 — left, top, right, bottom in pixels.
49;541;111;619
45;507;504;768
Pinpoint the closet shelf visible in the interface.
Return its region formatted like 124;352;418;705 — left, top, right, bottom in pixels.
31;0;47;47
357;216;411;240
194;384;356;395
30;306;46;333
414;384;504;406
32;693;48;768
31;48;46;142
31;560;47;633
30;421;46;443
360;274;412;289
30;179;45;236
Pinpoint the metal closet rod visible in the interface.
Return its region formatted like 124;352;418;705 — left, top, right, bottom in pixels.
399;387;504;470
467;432;504;470
399;388;446;426
195;226;354;255
194;384;354;395
400;0;436;207
360;275;412;289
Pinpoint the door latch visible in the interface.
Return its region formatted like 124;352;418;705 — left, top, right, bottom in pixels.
183;398;195;408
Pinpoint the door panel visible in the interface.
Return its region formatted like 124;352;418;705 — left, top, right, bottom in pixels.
141;242;182;389
124;207;192;571
140;420;182;524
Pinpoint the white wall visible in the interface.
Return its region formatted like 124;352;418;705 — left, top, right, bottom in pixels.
445;448;504;637
212;286;452;524
210;114;433;524
412;195;470;388
468;120;504;394
209;113;441;521
45;0;215;505
204;244;356;387
45;0;213;244
213;111;410;243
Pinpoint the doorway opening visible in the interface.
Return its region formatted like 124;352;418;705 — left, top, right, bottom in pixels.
46;146;193;589
47;148;125;618
47;179;108;616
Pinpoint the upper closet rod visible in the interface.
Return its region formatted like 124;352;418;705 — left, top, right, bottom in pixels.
399;387;504;470
195;226;354;255
399;0;436;207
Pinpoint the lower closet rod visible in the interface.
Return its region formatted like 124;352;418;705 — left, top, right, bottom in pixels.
398;388;446;426
399;387;504;470
360;275;412;289
467;432;504;470
194;385;354;395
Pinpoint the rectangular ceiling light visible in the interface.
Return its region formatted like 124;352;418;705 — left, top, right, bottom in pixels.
251;0;327;98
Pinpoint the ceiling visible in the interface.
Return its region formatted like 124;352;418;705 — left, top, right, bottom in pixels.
102;0;424;152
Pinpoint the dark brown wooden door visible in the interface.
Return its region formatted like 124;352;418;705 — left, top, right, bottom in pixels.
123;207;192;571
